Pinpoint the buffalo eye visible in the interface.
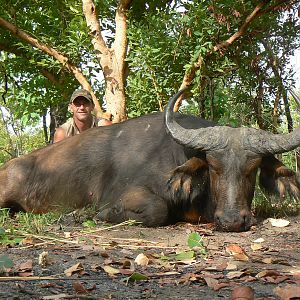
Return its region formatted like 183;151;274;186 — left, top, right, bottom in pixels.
244;158;261;177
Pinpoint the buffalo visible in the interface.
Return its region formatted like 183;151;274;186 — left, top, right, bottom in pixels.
0;89;299;231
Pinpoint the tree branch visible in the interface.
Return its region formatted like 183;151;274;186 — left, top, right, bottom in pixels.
0;16;104;116
176;0;272;111
114;0;133;69
82;0;109;60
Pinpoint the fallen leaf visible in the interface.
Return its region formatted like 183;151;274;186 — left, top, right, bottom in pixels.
119;268;134;275
64;263;84;277
256;270;281;278
178;272;202;284
175;250;195;262
225;244;249;261
261;257;273;264
268;218;290;227
251;243;263;251
227;271;245;279
125;272;148;282
134;253;149;266
204;277;219;289
226;263;238;271
243;276;257;283
18;260;33;272
102;265;121;276
100;251;109;258
64;232;71;238
205;262;228;271
231;286;254;300
72;281;88;294
253;238;264;243
122;259;134;270
204;277;231;291
20;236;34;245
274;285;300;299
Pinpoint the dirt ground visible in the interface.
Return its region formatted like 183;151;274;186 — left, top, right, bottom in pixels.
0;214;300;300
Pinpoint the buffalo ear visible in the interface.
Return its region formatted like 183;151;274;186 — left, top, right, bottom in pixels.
259;156;300;199
167;157;208;201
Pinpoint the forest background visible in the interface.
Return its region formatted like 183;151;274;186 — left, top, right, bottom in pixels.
0;0;300;165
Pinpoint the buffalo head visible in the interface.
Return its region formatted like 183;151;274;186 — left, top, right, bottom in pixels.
165;89;300;232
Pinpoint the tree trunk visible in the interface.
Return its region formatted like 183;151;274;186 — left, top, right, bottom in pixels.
42;113;48;144
82;0;132;123
209;78;215;121
272;90;280;133
262;40;293;132
254;80;265;130
282;89;293;132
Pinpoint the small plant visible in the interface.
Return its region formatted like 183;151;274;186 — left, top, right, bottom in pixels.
82;219;97;228
14;212;59;234
187;232;207;257
0;227;23;245
0;208;11;227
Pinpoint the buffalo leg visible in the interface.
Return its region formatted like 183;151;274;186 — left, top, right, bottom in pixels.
98;187;169;227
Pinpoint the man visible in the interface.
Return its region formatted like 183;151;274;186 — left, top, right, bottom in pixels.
53;89;112;143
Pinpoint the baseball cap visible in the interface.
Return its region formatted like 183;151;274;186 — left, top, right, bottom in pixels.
70;89;93;104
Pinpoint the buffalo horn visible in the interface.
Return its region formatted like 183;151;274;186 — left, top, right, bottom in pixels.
164;88;229;151
289;89;300;108
165;88;300;155
245;90;300;154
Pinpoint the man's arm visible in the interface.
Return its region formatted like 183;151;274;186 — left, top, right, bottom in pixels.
53;127;67;143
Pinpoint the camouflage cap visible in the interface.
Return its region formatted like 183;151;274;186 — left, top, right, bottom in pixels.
70;89;93;104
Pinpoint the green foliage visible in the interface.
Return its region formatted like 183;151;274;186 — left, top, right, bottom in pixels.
175;250;195;261
0;116;46;165
0;209;61;247
82;219;97;228
126;0;300;126
187;232;207;256
0;209;24;245
253;149;300;218
253;186;300;218
14;212;59;234
123;272;148;283
0;255;14;272
0;208;10;227
187;232;203;248
0;227;23;246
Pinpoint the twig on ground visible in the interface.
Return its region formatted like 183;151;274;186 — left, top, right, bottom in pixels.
41;294;99;300
79;220;140;235
22;233;79;244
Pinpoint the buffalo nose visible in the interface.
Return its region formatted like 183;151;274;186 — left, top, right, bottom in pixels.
214;209;252;232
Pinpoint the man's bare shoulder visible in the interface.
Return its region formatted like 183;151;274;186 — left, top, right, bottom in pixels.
97;118;113;126
53;127;67;143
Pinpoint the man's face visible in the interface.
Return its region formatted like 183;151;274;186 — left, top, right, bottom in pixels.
70;96;94;122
